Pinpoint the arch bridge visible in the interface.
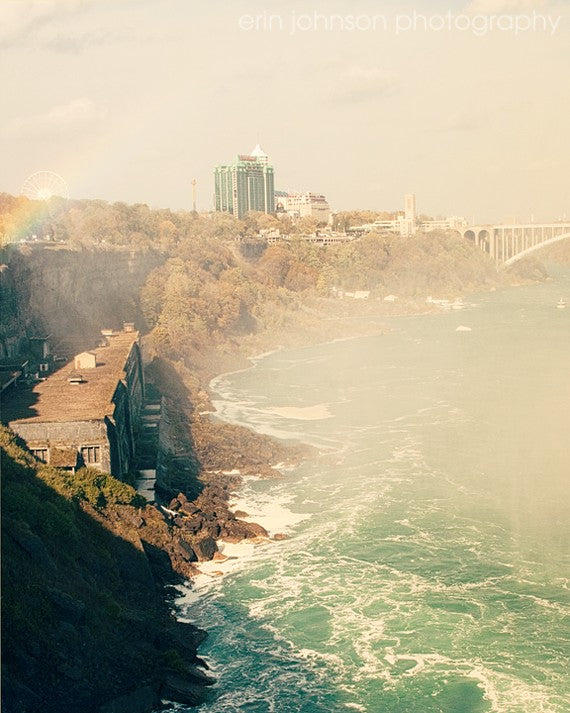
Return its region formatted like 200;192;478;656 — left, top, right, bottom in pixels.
458;223;570;266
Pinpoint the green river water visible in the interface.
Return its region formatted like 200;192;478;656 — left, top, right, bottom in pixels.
176;270;569;713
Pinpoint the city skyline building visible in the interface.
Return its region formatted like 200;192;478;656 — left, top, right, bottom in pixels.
349;194;467;237
276;190;331;223
402;193;417;236
214;145;275;218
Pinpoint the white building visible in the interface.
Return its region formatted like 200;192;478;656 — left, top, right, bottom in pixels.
349;194;466;237
276;191;331;223
421;216;468;232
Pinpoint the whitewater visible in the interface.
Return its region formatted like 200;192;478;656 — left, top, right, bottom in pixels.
175;270;570;713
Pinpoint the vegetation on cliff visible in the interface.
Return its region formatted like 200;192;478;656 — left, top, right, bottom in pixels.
1;426;216;713
1;191;511;375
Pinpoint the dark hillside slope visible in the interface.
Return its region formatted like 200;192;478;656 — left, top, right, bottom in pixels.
1;427;212;713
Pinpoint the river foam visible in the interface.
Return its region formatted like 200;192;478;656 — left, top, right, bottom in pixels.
176;276;570;713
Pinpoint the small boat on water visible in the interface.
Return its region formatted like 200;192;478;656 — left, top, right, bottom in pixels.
557;298;566;309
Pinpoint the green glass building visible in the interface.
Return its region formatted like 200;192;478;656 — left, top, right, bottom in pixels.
214;145;275;218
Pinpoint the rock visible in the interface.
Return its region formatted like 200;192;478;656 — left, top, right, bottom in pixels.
116;505;144;529
173;538;198;563
233;510;249;518
202;522;221;539
273;533;289;541
179;515;204;534
98;685;157;713
141;541;178;584
161;675;210;706
192;537;218;561
181;665;216;686
178;502;200;517
169;620;208;649
220;519;268;543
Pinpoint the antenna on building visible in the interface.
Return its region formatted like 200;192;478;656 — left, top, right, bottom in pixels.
191;178;197;213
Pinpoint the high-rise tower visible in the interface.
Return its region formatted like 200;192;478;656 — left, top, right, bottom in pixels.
404;193;416;222
214;146;275;218
403;193;417;236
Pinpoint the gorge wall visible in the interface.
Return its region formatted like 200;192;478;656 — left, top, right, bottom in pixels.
0;245;164;359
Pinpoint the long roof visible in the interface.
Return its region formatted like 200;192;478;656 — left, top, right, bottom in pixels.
4;332;139;425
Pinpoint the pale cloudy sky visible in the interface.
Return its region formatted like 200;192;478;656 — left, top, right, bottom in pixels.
1;0;569;222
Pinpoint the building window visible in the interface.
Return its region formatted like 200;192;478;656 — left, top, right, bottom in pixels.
32;448;49;463
81;446;101;465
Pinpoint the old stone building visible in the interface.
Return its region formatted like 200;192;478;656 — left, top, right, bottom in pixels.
4;328;144;479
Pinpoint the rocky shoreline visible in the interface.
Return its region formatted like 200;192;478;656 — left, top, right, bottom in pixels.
5;280;552;713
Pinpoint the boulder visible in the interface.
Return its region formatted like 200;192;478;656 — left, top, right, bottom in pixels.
141;541;178;584
192;537;218;561
161;675;209;707
173;539;198;563
220;519;268;543
178;502;200;517
183;665;216;687
179;515;204;534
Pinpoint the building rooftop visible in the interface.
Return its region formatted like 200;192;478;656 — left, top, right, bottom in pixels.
3;331;139;425
250;144;268;161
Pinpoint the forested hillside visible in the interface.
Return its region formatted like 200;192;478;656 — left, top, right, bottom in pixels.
2;192;547;371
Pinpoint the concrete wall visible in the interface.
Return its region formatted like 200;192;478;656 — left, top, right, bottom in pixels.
9;420;113;473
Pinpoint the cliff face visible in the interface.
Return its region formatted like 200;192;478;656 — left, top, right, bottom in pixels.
0;245;163;359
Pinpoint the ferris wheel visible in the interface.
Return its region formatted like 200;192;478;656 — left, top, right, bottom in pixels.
21;171;69;201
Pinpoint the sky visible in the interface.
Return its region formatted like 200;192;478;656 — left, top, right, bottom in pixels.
1;0;569;222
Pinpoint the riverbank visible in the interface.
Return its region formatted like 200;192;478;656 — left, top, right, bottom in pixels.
159;264;564;587
167;269;570;713
149;295;471;578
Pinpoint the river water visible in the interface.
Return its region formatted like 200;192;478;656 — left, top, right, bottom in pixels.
177;270;570;713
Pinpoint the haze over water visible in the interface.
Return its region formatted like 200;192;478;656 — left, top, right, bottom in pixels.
179;270;570;713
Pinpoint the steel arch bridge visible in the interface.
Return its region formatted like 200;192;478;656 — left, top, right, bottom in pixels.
457;223;570;266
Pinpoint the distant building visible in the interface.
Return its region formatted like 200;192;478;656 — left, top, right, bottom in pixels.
404;193;416;223
214;145;275;218
348;194;467;238
4;327;144;478
275;190;289;213
277;191;331;223
421;216;468;232
402;193;417;236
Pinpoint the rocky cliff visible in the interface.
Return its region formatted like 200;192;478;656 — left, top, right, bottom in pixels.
0;244;163;359
0;427;214;713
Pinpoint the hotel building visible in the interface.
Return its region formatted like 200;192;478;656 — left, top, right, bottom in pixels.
214;145;275;218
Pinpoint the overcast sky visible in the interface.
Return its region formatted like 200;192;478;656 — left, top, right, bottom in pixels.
1;0;569;222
